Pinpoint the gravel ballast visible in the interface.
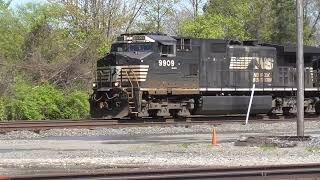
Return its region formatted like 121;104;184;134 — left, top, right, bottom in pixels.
1;120;320;175
2;120;320;139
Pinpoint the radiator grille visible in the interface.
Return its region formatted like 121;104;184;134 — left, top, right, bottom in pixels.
97;65;149;82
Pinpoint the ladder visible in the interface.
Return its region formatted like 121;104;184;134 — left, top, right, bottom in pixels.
125;70;139;114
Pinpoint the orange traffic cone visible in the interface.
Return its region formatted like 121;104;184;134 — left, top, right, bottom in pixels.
211;128;218;146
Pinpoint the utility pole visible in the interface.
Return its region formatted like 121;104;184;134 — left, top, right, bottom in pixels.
296;0;304;136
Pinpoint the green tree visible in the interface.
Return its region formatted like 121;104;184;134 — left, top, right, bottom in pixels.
179;0;252;40
178;0;316;44
269;0;296;43
138;0;179;33
0;1;92;120
179;14;249;40
0;0;26;61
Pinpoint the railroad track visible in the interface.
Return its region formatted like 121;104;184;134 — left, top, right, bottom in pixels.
6;164;320;179
0;115;319;133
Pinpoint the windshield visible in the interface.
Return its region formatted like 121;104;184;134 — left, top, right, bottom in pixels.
111;43;154;52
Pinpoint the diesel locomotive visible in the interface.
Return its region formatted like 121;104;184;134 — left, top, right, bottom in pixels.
90;33;320;119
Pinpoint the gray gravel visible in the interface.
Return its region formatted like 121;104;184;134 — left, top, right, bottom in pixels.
1;120;320;176
2;120;320;140
1;141;320;169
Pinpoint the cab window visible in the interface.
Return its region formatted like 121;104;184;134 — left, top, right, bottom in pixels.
159;43;175;57
177;38;191;51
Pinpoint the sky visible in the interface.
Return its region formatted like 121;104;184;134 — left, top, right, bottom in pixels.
9;0;205;14
10;0;47;8
9;0;202;8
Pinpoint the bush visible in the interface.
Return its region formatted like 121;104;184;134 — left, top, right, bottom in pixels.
63;90;90;119
0;98;5;121
0;82;89;121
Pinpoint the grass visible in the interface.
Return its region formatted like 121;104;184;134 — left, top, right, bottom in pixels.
260;145;277;152
306;146;320;153
181;143;190;149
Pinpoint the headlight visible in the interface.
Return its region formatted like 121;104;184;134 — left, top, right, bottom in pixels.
114;82;119;87
92;83;97;88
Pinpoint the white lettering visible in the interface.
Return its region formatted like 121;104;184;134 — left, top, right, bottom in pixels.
229;57;274;70
158;60;175;67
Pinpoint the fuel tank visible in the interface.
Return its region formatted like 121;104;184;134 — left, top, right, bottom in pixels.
195;96;272;115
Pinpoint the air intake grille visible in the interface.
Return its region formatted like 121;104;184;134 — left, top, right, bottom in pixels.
97;65;149;83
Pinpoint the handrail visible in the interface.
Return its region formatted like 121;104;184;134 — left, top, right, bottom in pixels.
125;70;134;99
130;69;140;88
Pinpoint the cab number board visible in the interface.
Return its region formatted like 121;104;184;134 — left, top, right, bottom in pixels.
158;60;175;67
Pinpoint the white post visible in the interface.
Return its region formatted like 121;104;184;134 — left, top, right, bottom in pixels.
245;83;255;125
296;0;304;136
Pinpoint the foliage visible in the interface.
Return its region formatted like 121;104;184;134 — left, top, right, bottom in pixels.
138;0;179;33
179;0;316;44
63;90;90;119
268;0;296;43
0;97;5;120
0;82;89;121
181;143;190;149
0;0;26;61
260;145;277;152
179;14;250;40
179;0;264;40
306;146;320;152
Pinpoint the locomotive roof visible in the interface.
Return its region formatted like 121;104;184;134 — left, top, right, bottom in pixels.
148;35;176;45
117;33;176;44
116;33;320;55
261;43;320;55
281;45;320;54
120;32;167;36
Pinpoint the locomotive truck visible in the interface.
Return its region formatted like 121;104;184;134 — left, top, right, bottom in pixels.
90;33;320;119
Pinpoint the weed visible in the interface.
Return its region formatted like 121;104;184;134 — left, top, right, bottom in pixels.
260;145;277;152
181;143;190;149
306;146;320;153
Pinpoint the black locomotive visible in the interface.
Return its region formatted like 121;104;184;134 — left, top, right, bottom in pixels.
90;33;320;119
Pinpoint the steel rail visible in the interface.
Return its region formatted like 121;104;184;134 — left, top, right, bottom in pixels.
0;119;241;133
6;163;320;180
0;116;319;133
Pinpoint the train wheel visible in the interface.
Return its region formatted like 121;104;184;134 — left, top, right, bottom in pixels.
267;108;276;118
148;109;159;118
169;109;179;118
282;107;291;116
315;101;320;115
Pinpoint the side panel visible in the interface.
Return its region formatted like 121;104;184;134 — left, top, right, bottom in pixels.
195;96;272;115
227;46;276;89
199;40;228;88
200;43;277;89
276;54;314;88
